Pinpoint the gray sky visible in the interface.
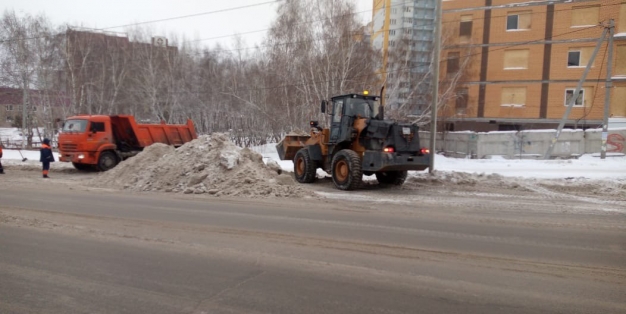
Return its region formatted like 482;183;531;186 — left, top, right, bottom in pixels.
3;0;373;48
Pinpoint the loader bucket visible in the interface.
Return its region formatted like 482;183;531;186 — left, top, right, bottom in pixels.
276;135;311;161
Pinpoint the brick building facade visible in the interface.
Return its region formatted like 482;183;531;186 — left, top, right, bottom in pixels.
0;87;67;128
441;0;626;131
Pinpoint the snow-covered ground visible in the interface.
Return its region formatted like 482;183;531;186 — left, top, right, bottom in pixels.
3;142;624;181
252;144;626;180
1;149;60;161
0;127;58;148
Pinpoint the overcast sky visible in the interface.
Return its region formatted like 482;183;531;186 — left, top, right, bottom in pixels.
3;0;373;48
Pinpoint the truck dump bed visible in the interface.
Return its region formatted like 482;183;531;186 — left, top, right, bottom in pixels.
111;115;197;149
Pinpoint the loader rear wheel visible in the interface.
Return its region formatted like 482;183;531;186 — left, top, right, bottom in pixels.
294;148;316;183
376;171;408;186
331;150;363;191
98;151;118;172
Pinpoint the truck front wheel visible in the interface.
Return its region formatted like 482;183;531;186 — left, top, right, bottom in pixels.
294;148;316;183
98;151;118;171
376;171;408;185
331;149;363;190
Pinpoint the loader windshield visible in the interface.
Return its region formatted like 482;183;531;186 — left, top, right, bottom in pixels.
346;98;381;119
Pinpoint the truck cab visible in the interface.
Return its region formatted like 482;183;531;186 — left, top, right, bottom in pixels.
59;115;117;170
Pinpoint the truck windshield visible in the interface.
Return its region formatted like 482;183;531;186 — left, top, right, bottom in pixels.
62;119;88;133
346;98;381;119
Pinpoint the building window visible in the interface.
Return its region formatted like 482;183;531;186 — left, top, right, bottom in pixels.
447;52;460;75
571;5;599;27
456;88;469;111
507;15;519;30
501;87;527;107
389;29;396;36
389;40;396;47
404;29;412;35
6;116;13;123
568;51;581;67
459;15;473;38
6;105;13;111
392;8;397;14
507;11;531;31
390;19;396;25
503;49;529;69
565;89;585;107
616;45;626;75
404;7;412;13
611;87;626;117
333;101;343;123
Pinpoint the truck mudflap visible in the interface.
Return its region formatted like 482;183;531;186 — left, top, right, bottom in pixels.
361;151;430;172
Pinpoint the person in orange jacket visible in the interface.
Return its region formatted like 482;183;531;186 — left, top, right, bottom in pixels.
40;138;54;178
0;143;4;174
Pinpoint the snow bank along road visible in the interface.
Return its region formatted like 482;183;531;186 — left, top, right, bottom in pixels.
0;170;624;314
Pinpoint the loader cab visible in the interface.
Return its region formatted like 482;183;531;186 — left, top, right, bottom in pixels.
322;93;382;143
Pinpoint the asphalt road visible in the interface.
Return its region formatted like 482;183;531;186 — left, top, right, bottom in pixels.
0;179;625;313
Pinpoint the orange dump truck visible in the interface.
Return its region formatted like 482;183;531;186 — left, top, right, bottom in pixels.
58;115;197;171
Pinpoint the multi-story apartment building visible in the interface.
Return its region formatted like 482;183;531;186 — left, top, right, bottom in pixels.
441;0;626;131
372;0;436;114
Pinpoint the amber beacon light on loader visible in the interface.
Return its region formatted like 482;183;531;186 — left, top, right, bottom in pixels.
276;90;430;190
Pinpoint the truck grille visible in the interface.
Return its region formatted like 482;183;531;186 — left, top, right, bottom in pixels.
61;143;78;152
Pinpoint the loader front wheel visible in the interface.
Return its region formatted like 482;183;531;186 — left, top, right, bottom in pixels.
331;150;363;190
294;148;316;183
376;171;408;185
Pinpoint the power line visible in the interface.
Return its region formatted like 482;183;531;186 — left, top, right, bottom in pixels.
0;0;284;44
106;25;598;95
211;25;602;94
185;2;619;53
2;1;619;47
101;0;283;30
183;0;419;44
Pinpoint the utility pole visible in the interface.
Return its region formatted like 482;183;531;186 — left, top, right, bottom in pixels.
429;0;442;174
601;19;615;159
543;26;608;159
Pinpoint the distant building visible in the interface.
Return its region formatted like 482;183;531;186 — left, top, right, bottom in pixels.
441;0;626;131
65;28;178;117
371;0;436;114
0;87;68;128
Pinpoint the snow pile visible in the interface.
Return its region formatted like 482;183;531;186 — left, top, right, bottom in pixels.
403;170;626;199
405;171;525;190
92;133;314;198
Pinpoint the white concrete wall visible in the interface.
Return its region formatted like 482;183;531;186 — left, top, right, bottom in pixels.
419;128;626;159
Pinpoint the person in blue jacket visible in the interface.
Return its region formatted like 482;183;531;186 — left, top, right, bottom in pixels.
40;138;55;178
